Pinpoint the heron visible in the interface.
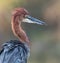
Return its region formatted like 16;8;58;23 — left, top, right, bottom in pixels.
0;8;46;63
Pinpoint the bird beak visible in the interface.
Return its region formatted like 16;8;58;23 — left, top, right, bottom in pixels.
22;15;47;25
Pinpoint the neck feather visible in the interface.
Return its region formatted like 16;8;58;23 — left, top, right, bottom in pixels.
11;15;30;45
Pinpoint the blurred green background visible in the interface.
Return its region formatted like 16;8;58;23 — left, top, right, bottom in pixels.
0;0;60;63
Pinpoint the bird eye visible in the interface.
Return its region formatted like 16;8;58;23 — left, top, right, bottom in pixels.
25;15;29;18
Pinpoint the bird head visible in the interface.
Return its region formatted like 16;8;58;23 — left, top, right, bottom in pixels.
12;8;46;25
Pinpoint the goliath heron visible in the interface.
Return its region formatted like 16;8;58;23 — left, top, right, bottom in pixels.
0;8;46;63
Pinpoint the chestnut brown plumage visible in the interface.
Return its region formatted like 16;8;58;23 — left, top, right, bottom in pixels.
11;8;30;45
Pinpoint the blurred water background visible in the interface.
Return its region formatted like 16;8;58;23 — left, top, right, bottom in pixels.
0;0;60;63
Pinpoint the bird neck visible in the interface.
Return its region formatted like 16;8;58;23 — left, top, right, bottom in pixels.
11;16;30;46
